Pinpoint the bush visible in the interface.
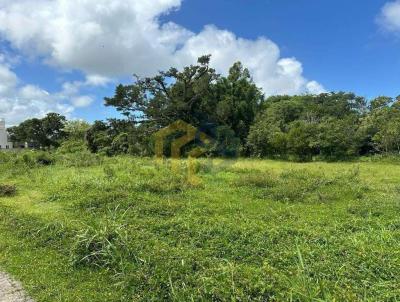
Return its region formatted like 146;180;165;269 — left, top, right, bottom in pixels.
13;151;54;167
56;139;88;154
0;184;17;197
235;172;278;188
55;151;102;167
19;152;35;167
35;152;54;166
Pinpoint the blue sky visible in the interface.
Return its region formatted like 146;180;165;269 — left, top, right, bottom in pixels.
168;0;400;97
1;0;400;125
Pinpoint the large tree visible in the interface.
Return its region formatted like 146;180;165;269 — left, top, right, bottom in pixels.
213;62;263;147
104;56;264;156
358;96;400;154
105;55;219;128
8;113;67;149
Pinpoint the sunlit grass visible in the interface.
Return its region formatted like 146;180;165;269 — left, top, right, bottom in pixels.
0;154;399;301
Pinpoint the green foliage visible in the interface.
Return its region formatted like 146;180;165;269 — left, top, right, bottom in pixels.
8;56;400;162
8;113;67;149
0;151;55;172
213;62;263;148
56;150;102;168
105;55;219;128
56;139;88;154
103;56;259;156
86;120;153;156
359;98;400;154
208;125;241;157
35;151;55;166
248;93;369;160
63;120;90;141
318;116;361;160
286;121;318;161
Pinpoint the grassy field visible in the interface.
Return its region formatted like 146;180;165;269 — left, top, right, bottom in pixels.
0;153;400;301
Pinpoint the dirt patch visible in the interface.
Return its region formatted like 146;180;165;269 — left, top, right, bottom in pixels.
0;272;33;302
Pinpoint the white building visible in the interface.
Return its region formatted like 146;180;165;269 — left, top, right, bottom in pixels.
0;119;13;150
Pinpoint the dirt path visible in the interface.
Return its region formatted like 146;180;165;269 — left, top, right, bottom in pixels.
0;272;33;302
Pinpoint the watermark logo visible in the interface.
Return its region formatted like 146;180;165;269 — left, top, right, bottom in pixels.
153;120;212;184
153;120;239;183
154;120;212;159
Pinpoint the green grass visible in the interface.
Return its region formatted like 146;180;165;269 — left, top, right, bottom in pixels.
0;154;400;301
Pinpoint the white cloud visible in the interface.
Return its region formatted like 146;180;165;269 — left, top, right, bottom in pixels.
71;95;94;107
85;74;112;87
0;63;17;95
176;26;324;95
0;0;324;97
378;0;400;33
18;85;50;100
57;75;111;107
0;83;74;126
0;56;96;125
0;0;189;76
306;81;326;95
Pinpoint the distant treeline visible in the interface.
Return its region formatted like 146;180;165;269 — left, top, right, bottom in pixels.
8;55;400;161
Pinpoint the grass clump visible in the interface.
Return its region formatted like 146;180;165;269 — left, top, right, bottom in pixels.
70;222;131;270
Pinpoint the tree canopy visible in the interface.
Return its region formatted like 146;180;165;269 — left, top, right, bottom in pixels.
8;56;400;161
8;113;67;149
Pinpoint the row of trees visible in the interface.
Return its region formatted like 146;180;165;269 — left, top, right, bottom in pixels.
248;94;400;160
8;56;400;161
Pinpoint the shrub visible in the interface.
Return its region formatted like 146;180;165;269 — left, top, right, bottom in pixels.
20;152;36;167
0;184;17;197
56;151;102;167
56;139;88;154
13;151;54;167
235;172;278;188
35;152;54;166
188;159;213;174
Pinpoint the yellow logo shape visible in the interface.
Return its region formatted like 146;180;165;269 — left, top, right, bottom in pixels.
153;120;212;184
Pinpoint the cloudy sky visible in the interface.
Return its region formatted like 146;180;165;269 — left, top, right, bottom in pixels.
0;0;400;125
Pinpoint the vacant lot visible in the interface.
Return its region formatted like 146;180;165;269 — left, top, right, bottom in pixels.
0;154;399;301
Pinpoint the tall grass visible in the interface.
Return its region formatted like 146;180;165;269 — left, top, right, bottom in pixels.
0;152;398;301
234;166;368;203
